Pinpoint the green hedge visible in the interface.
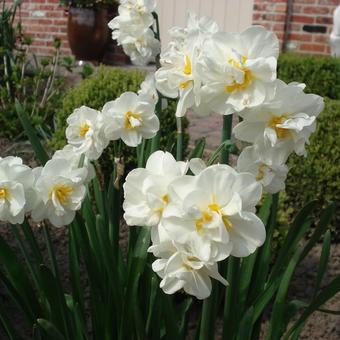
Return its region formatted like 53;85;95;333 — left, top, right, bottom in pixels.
280;99;340;238
51;66;188;177
278;53;340;100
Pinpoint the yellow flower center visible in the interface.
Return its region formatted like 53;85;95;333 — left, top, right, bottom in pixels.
225;58;253;93
154;194;170;215
124;111;142;130
79;123;90;137
0;187;10;200
268;115;291;139
195;200;233;235
50;184;73;205
183;55;192;75
179;55;193;89
256;164;267;181
179;80;193;89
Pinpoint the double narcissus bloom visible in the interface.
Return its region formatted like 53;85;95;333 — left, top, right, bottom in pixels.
196;26;279;115
66;106;109;161
0;156;35;224
102;92;160;147
108;0;160;65
155;13;219;117
124;153;266;298
123;151;187;229
31;159;88;227
233;80;324;156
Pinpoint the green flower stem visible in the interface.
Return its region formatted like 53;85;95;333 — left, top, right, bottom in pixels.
220;115;233;164
176;117;183;161
150;94;162;153
222;257;241;340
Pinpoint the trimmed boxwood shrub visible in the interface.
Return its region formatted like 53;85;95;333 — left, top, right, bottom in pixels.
51;66;188;177
278;53;340;100
280;99;340;238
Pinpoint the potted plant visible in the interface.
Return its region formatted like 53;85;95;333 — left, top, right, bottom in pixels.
61;0;118;62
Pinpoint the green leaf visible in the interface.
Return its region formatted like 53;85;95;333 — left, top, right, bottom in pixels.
0;301;22;340
207;140;235;166
238;194;273;316
21;219;43;264
236;306;254;340
36;319;66;340
285;276;340;339
266;246;304;339
15;99;49;165
314;230;331;297
0;234;40;323
189;138;206;160
248;194;278;304
38;265;72;338
299;203;335;264
269;200;317;281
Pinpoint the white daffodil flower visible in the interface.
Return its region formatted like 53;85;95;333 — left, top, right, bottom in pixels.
155;43;196;117
119;0;156;27
0;156;35;224
52;145;95;183
31;159;87;227
102;92;160;147
138;73;159;106
196;26;279;115
108;0;160;65
162;164;265;261
189;158;207;175
123;150;188;229
122;29;161;66
150;241;227;300
233;80;324;156
65;106;109;161
155;13;218;117
237;141;289;194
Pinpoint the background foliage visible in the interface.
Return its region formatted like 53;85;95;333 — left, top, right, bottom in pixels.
278;53;340;100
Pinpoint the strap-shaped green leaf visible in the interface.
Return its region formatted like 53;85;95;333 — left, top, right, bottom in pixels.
15;99;49;165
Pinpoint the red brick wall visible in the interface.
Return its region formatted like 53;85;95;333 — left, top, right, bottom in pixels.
10;0;70;56
4;0;339;57
4;0;126;63
253;0;339;55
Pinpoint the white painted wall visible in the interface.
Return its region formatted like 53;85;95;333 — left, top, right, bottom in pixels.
156;0;254;45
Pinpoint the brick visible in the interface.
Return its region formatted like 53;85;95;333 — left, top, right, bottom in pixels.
300;43;326;52
294;0;316;3
275;4;287;12
316;16;333;24
289;33;313;42
319;0;340;4
291;15;315;24
303;6;330;14
313;34;329;43
293;5;303;13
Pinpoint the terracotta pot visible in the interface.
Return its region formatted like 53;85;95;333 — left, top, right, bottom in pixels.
67;7;109;62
